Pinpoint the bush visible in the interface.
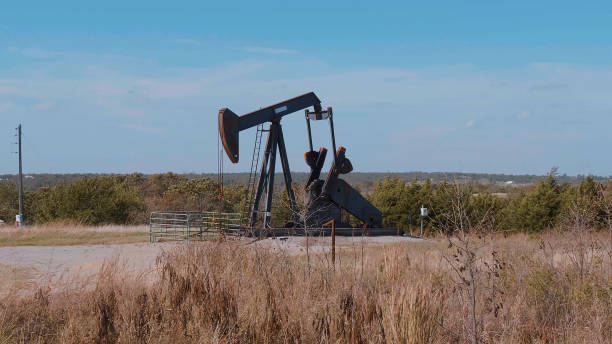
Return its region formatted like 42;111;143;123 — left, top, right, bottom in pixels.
508;174;561;231
29;176;143;225
0;181;18;223
369;176;411;229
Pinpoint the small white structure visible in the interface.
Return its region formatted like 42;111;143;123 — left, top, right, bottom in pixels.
0;219;5;227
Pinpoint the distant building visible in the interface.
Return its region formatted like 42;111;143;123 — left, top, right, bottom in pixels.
0;219;5;227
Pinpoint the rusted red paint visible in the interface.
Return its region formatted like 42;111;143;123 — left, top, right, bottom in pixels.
218;108;240;163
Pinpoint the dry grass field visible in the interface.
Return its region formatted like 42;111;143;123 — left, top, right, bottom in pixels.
0;223;149;246
0;230;610;343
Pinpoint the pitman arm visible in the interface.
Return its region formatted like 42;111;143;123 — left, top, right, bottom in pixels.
323;147;383;227
218;92;322;163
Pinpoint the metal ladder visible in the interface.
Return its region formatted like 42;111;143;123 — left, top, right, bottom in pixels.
244;124;265;225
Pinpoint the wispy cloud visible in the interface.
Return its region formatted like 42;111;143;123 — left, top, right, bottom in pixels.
243;46;297;54
0;103;12;113
1;57;611;175
31;101;56;111
174;38;202;46
8;47;58;59
518;111;531;119
124;124;164;134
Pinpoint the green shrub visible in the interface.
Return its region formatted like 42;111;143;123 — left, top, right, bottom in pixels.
509;174;562;231
0;181;18;223
29;176;143;225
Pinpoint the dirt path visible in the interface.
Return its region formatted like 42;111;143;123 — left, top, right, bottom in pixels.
0;243;175;294
251;235;423;254
0;236;423;294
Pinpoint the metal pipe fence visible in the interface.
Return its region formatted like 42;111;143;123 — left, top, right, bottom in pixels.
150;211;405;242
149;211;241;243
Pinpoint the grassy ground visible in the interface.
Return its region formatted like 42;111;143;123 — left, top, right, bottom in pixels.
0;224;149;246
0;231;149;246
0;263;35;291
0;230;609;343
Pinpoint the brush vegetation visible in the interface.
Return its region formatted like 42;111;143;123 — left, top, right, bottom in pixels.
0;230;610;344
1;171;610;234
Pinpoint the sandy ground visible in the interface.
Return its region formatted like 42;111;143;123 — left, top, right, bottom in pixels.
0;242;176;294
0;236;422;294
251;235;423;254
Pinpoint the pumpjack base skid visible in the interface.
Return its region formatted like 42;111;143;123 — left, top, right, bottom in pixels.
241;227;405;237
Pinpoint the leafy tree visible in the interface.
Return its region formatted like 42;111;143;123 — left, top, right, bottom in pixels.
143;172;187;198
559;176;606;230
601;180;612;233
271;188;296;227
470;191;508;230
369;176;410;229
429;181;472;233
162;178;222;212
0;182;18;223
29;176;143;225
509;174;561;232
221;185;248;214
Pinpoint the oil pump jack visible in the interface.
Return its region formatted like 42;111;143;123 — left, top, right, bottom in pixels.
218;92;384;231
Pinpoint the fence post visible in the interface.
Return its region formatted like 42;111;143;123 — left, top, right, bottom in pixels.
323;220;336;270
186;213;191;244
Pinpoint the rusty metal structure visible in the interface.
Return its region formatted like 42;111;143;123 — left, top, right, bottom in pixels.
219;92;396;235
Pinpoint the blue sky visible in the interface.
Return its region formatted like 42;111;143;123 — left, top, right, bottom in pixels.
1;1;611;176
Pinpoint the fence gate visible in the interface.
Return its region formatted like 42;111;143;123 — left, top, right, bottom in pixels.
149;211;241;243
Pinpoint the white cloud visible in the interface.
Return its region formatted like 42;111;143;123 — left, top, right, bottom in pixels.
7;47;58;59
243;46;297;54
31;101;56;111
174;38;202;46
1;58;611;174
124;124;164;134
518;111;531;119
0;103;12;112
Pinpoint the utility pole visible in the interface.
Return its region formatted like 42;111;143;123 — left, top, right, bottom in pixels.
17;124;24;227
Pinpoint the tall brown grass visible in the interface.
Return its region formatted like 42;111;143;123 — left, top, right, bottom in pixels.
0;231;610;343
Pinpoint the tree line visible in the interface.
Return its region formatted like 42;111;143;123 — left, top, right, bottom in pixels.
0;171;610;233
367;173;612;233
3;171;609;193
0;173;246;225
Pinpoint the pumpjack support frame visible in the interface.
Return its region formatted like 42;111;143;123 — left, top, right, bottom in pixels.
248;121;299;227
218;92;389;232
219;92;322;228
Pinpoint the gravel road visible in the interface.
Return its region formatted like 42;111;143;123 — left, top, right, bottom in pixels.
0;236;423;294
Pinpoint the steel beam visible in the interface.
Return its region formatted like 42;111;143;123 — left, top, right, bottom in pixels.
249;127;273;227
276;125;299;224
263;123;279;228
